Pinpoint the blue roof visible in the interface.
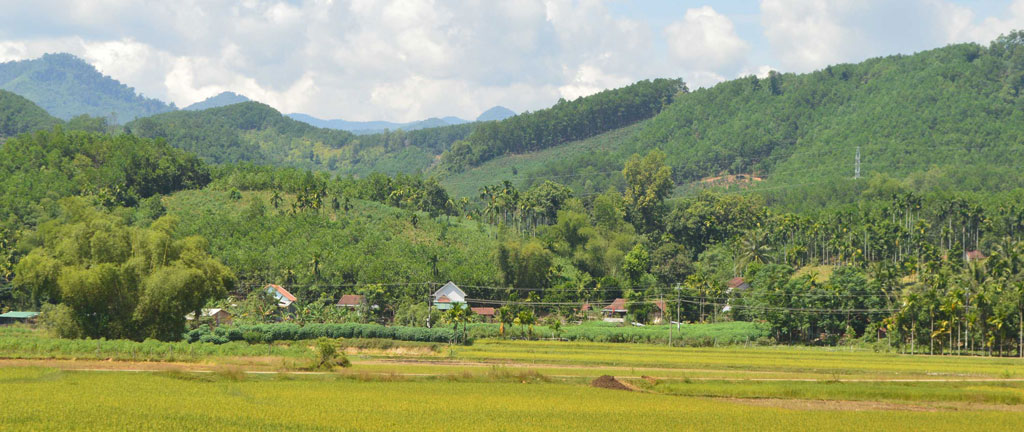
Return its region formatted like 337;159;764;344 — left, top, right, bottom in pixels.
0;311;40;319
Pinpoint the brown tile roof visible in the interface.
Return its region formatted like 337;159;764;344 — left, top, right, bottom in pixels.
436;295;451;303
336;294;365;307
966;250;987;261
266;284;296;302
653;300;667;313
471;307;495;316
580;302;591;311
727;277;746;289
603;298;627;313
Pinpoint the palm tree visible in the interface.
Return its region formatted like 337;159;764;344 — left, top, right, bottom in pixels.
270;191;283;209
444;304;474;344
735;228;773;275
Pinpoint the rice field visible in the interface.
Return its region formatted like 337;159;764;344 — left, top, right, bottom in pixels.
1;368;1022;431
5;330;1024;430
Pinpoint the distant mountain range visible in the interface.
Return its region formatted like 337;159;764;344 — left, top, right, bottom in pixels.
0;53;519;131
0;53;174;121
286;105;515;135
184;91;250;111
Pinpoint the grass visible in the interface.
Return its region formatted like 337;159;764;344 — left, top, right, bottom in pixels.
2;368;1022;431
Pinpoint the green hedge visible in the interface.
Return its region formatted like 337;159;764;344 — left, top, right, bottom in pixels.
462;321;769;345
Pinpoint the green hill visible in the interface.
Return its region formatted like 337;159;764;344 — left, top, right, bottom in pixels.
0;90;61;137
0;53;174;121
450;33;1024;210
127;101;473;176
162;187;500;300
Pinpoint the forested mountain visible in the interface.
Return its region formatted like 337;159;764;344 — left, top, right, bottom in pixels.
287;113;467;135
476;105;516;122
184;91;250;111
0;128;209;229
126;102;474;176
0;90;61;137
0;53;174;121
440;79;685;171
475;33;1024;210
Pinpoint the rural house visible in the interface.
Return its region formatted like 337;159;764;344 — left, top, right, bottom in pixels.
265;284;297;308
185;308;232;325
602;298;628;322
0;311;39;325
602;299;667;324
471;307;496;322
433;281;467;310
727;277;750;292
335;294;366;309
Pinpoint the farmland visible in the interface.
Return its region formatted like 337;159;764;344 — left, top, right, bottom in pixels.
4;326;1024;430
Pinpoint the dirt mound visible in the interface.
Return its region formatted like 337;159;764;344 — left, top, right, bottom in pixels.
591;375;632;391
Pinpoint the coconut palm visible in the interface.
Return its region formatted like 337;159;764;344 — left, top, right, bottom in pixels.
735;228;773;275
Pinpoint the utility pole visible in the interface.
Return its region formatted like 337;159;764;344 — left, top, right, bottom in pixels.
426;282;432;329
854;146;861;179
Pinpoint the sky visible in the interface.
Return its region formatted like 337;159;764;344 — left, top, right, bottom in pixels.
1;0;1023;122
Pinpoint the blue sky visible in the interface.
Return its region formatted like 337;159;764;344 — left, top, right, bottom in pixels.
1;1;1023;121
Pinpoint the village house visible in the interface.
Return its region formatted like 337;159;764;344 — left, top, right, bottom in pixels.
335;294;366;309
0;311;39;325
727;277;750;293
601;299;666;324
471;307;496;322
185;308;232;325
433;281;467;310
265;284;297;309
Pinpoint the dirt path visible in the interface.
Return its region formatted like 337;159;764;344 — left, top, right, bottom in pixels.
3;358;1024;383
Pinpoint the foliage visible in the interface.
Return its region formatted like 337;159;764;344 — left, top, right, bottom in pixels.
441;78;684;171
126;102;473;176
0;127;210;227
0;90;61;137
13;198;234;341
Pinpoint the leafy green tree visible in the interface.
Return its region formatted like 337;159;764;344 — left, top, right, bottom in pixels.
623;149;673;234
13;198;234;340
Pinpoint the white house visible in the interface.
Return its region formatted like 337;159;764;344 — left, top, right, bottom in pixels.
433;281;466;310
265;284;297;308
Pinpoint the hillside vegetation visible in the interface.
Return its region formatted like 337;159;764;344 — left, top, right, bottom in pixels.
126;102;474;176
0;90;61;137
461;33;1024;211
441;78;683;171
0;53;173;121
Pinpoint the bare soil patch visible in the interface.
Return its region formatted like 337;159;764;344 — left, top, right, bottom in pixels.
591;375;633;391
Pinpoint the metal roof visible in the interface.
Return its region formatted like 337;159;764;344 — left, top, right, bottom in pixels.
432;281;465;298
0;311;40;319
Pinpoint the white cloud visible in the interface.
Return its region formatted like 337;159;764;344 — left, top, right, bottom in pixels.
939;0;1024;44
9;1;1021;121
665;6;748;70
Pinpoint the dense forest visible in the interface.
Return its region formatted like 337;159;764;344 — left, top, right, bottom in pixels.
453;33;1024;211
0;53;174;121
441;79;685;171
0;90;61;137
